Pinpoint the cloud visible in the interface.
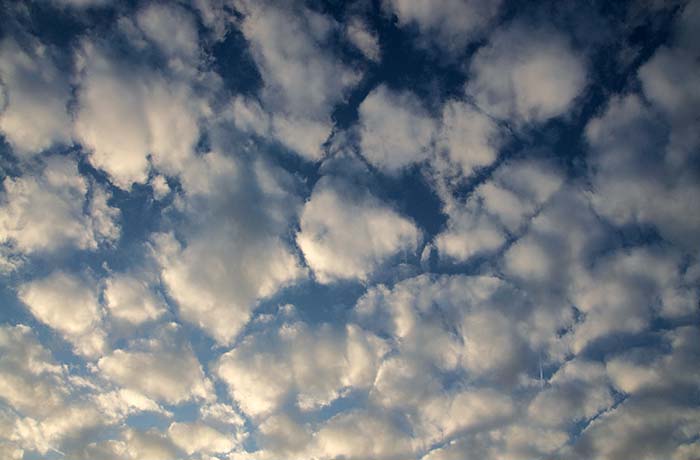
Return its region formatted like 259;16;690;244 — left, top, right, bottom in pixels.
18;271;107;358
638;0;700;160
97;324;214;405
586;2;700;251
136;3;200;65
0;37;72;155
74;42;203;189
435;159;563;262
233;0;361;160
312;409;413;459
437;100;501;178
0;324;66;418
168;421;236;456
0;2;698;460
152;155;305;345
216;314;387;418
561;327;700;460
358;84;436;173
296;177;421;283
528;359;614;429
0;156;119;269
467;21;587;124
569;247;696;353
345;18;381;62
103;272;167;325
383;0;502;53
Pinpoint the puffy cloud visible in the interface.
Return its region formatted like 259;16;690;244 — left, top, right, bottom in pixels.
528;359;614;429
216;316;387;418
345;18;381;62
312;410;413;459
0;156;119;269
136;3;200;65
606;326;700;398
358;84;437;173
437;100;501;178
435;159;563;262
418;388;514;443
562;392;700;460
586;5;700;254
94;388;166;421
233;0;361;160
103;272;167;325
13;403;104;456
569;247;697;353
296;177;421;283
18;271;106;358
501;185;602;292
168;421;236;456
149;175;170;200
638;0;700;162
74;44;202;189
152;155;305;345
0;324;66;417
97;325;213;405
355;274;539;393
383;0;502;53
467;22;587;124
0;38;72;155
585;94;700;249
0;3;697;460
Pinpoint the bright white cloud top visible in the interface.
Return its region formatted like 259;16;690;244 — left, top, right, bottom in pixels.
0;1;698;460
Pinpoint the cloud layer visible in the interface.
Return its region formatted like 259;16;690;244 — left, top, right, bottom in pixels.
0;1;698;459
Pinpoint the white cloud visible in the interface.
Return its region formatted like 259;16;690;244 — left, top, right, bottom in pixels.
467;22;586;123
346;18;381;62
358;84;436;173
271;114;332;161
528;359;614;428
0;325;66;417
136;3;200;64
312;410;413;460
419;388;514;442
18;271;106;358
103;272;167;325
355;273;538;386
231;96;271;137
435;159;563;262
168;421;236;455
562;397;700;460
383;0;502;53
569;247;695;353
0;156;119;268
122;428;181;460
233;0;361;160
638;0;700;165
74;44;202;189
216;317;387;418
297;177;421;283
437;100;500;177
0;38;72;155
98;338;213;405
586;5;700;251
149;175;170;200
152;156;305;345
13;403;104;456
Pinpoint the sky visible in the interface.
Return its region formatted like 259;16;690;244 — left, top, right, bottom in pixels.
0;0;699;459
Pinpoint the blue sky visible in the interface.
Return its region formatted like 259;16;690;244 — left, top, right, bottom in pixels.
0;0;699;459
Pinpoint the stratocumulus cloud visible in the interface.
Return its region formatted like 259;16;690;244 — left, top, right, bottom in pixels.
0;1;698;459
